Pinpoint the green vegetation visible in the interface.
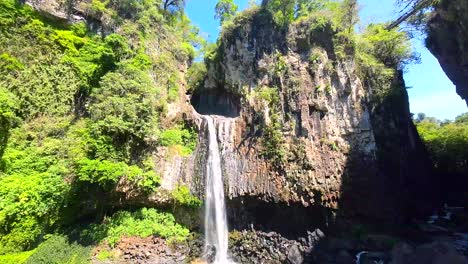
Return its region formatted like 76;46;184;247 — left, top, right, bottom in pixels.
263;0;296;27
0;0;201;258
215;0;239;24
159;127;198;156
262;113;287;167
81;208;190;247
415;113;468;174
355;24;416;101
253;86;286;167
25;235;90;264
172;185;203;209
261;0;357;28
0;250;35;264
96;249;117;261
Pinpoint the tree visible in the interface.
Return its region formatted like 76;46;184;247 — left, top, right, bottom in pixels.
296;0;331;18
339;0;358;32
417;118;468;172
455;112;468;124
215;0;238;24
263;0;296;26
415;112;426;123
89;65;159;144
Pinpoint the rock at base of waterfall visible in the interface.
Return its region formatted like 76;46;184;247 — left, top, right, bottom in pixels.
287;244;304;264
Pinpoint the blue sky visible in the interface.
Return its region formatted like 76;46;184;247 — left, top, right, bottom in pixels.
186;0;467;120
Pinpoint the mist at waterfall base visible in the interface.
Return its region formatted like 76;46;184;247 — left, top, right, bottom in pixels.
203;115;236;264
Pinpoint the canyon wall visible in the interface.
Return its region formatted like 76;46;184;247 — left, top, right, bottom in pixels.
427;0;468;105
161;9;436;228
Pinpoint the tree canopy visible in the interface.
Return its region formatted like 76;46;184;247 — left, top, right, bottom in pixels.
415;113;468;174
215;0;239;24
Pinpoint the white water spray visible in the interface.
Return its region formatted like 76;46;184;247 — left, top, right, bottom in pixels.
203;115;234;263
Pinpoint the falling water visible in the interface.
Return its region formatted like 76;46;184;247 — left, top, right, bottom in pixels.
203;115;233;263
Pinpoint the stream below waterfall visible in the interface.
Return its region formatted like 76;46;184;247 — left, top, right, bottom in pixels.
203;115;235;264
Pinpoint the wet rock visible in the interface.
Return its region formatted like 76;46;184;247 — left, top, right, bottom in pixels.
391;241;468;264
229;230;314;264
287;244;303;264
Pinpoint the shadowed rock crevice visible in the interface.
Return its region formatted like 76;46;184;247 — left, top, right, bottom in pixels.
227;197;332;239
191;90;241;118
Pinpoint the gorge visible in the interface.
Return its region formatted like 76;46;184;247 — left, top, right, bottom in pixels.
0;0;467;263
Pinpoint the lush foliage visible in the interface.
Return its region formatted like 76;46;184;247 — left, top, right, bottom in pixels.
81;208;190;247
251;86;286;167
415;113;468;173
172;185;203;209
25;235;90;264
263;0;296;26
261;0;356;28
159;127;198;156
355;23;416;101
0;250;35;264
215;0;239;24
0;0;200;255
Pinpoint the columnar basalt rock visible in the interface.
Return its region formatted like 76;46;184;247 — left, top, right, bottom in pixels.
160;10;435;226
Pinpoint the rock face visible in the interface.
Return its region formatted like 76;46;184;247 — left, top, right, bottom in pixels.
162;8;435;229
25;0;87;22
192;9;433;225
427;0;468;105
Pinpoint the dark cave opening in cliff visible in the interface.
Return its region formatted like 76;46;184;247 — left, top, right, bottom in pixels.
190;89;241;117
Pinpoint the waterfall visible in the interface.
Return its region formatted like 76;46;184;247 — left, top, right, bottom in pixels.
203;115;234;263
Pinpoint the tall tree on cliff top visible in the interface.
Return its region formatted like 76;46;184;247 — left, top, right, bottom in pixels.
262;0;296;26
339;0;358;32
296;0;331;18
215;0;239;24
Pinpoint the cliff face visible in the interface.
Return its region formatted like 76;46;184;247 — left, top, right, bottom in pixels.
159;9;435;227
427;0;468;105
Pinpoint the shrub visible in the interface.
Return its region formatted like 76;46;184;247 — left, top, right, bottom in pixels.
0;250;35;264
76;158;160;192
81;208;190;247
264;0;295;27
159;127;197;156
416;115;468;173
171;185;202;209
0;173;69;254
89;66;159;143
25;235;90;264
355;24;415;101
262;113;286;167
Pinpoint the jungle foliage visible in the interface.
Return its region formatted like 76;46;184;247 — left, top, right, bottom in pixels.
0;0;201;259
415;113;468;174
